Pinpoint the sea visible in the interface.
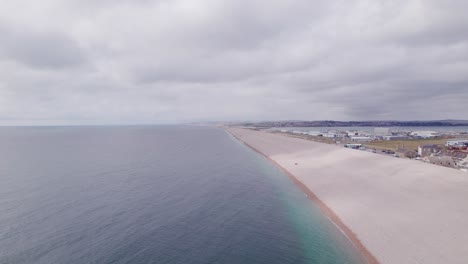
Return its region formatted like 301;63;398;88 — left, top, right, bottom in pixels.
0;126;364;264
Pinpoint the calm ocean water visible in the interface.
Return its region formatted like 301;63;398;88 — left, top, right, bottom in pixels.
0;126;363;264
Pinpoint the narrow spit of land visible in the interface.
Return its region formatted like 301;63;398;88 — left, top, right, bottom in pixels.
227;127;468;264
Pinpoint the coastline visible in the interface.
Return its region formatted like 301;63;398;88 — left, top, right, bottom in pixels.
226;127;468;264
226;128;378;264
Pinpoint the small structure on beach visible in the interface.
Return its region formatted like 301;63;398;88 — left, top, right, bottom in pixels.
459;157;468;172
424;156;457;168
344;143;363;149
397;149;418;159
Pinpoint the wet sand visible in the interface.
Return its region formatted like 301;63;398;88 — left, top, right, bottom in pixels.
227;127;468;264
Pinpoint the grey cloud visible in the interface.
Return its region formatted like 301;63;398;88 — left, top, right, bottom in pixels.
0;26;85;69
0;0;467;125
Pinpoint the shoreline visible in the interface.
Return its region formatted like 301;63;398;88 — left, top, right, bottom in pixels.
226;128;378;264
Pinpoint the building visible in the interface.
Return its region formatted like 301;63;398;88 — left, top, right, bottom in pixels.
351;136;372;142
374;127;391;137
323;132;346;138
383;135;410;141
335;132;348;138
308;131;323;136
410;131;439;139
446;139;468;147
322;133;337;138
418;144;442;157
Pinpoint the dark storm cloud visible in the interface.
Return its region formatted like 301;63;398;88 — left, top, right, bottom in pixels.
0;0;467;125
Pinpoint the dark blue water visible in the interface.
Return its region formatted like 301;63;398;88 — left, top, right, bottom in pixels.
0;126;363;264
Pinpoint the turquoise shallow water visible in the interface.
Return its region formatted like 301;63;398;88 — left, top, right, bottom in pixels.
0;126;364;264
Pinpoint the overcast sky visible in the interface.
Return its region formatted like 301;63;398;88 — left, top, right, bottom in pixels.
0;0;467;125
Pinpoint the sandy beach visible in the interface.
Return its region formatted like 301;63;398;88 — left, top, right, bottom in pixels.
227;127;468;264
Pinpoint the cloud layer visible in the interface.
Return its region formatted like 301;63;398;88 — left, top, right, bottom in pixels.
0;0;467;125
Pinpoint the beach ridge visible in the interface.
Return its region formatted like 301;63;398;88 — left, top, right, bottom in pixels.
226;128;379;264
226;127;468;264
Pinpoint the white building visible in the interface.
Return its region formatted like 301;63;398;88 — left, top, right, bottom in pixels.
323;132;347;138
335;133;348;138
322;133;337;138
410;131;439;138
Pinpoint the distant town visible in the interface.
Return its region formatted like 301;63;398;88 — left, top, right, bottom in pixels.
235;121;468;172
238;119;468;128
